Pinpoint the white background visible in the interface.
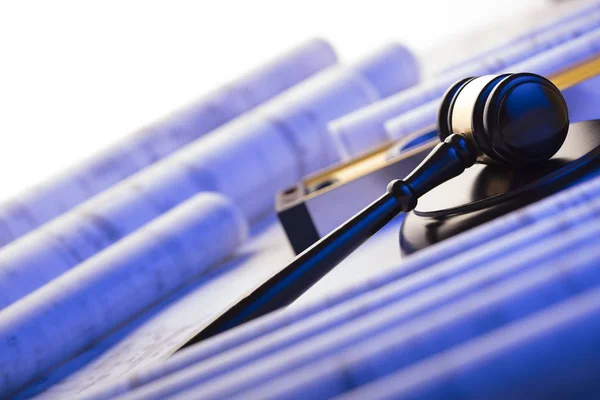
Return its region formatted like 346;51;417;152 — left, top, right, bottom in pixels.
0;0;563;200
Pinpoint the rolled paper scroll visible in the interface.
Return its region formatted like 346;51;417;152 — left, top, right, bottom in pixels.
0;193;247;396
0;43;419;309
439;1;600;75
84;172;600;400
383;101;439;141
99;210;600;400
562;74;600;122
341;289;600;400
0;38;336;248
385;27;600;141
330;10;600;159
184;221;600;399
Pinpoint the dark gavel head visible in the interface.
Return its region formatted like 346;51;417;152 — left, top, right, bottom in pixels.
437;73;569;166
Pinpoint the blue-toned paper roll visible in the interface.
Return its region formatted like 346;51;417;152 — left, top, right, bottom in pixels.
83;172;600;400
342;289;600;400
440;1;600;75
385;27;600;141
352;43;419;98
0;193;247;396
209;225;600;400
331;11;600;159
562;74;600;122
123;207;600;399
100;205;600;400
383;101;439;141
0;39;336;248
0;44;419;310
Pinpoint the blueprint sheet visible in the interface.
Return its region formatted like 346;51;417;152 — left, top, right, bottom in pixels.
18;214;405;399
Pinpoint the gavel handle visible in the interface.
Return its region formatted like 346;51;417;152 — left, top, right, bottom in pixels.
174;190;407;351
174;133;475;352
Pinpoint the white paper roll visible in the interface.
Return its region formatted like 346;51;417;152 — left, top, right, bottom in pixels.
0;44;419;310
385;27;600;142
331;11;600;159
0;39;337;248
341;289;600;400
440;2;600;75
83;173;600;400
187;224;600;399
0;193;247;396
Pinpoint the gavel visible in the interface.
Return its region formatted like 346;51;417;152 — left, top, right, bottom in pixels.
177;72;569;350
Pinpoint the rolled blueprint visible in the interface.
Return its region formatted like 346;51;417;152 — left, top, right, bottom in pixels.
196;224;600;400
439;1;600;75
0;44;419;309
111;207;600;399
83;172;600;400
0;193;247;396
0;38;336;248
385;27;600;140
330;11;600;159
562;74;600;122
341;289;600;399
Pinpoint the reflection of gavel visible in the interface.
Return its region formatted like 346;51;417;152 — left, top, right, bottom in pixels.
177;73;569;350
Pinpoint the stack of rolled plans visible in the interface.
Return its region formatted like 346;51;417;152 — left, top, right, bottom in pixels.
0;193;247;396
438;1;600;75
0;43;419;325
82;171;600;400
341;289;600;399
0;38;337;248
0;39;419;395
6;5;600;397
331;5;600;159
385;26;600;140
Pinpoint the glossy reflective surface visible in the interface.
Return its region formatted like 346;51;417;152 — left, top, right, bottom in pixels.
401;120;600;254
486;73;569;164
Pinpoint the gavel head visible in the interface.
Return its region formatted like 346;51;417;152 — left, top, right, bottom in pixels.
437;73;569;166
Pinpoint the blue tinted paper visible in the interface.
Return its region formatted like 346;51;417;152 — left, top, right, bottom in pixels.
385;27;600;141
0;44;419;310
85;173;600;400
218;229;600;400
0;39;336;248
101;211;600;399
440;1;600;75
331;11;600;159
341;288;600;400
0;193;247;396
352;43;419;98
129;208;600;399
562;74;600;122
